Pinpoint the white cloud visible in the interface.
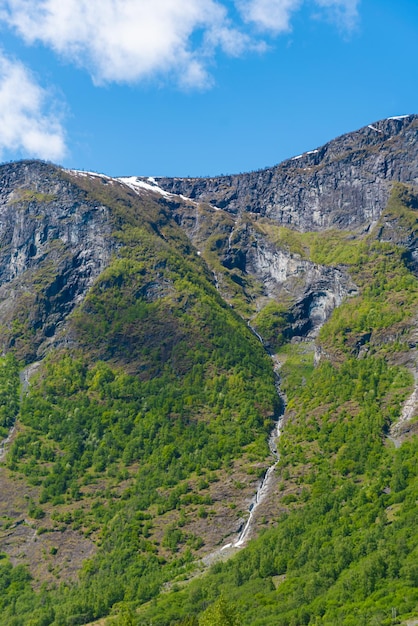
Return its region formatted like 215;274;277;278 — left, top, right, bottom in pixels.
0;0;249;88
0;0;359;89
237;0;303;33
314;0;360;31
237;0;359;33
0;51;66;160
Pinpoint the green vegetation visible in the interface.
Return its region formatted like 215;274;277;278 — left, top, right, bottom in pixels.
10;347;276;501
252;302;291;350
138;355;417;626
0;355;19;439
0;172;279;625
277;343;315;397
379;182;418;241
1;178;418;625
256;220;365;266
319;240;418;356
9;189;57;205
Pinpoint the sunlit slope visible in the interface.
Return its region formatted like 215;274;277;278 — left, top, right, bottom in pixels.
137;185;418;625
0;168;279;624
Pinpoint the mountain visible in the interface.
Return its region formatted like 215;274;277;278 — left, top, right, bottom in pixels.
156;114;418;230
0;116;417;625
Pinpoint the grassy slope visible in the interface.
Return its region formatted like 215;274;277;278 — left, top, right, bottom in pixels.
1;181;418;625
0;173;279;625
136;184;418;625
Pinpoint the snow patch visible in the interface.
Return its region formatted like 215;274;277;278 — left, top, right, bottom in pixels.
179;194;197;204
387;115;411;121
117;176;172;198
70;169;198;206
368;125;383;133
292;149;318;160
69;169;114;182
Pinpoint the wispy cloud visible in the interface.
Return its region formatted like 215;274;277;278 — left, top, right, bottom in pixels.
237;0;303;34
314;0;360;31
0;51;66;160
0;0;360;89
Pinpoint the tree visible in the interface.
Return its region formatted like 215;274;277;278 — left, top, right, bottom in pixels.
199;596;240;626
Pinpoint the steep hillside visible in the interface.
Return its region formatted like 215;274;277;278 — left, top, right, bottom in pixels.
138;181;418;626
146;116;418;344
0;162;279;623
0;116;418;625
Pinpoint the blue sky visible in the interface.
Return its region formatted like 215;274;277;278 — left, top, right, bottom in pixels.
0;0;417;177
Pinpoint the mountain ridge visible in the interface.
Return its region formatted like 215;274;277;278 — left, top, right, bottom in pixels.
0;116;417;625
152;114;418;231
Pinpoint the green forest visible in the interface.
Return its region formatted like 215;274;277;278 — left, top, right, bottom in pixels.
0;176;417;625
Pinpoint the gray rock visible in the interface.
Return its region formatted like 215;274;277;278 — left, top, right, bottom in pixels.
1;115;417;360
0;161;115;359
156;115;418;232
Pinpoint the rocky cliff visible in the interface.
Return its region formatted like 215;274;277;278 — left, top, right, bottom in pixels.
146;115;418;340
156;115;418;231
0;162;117;360
0;115;417;360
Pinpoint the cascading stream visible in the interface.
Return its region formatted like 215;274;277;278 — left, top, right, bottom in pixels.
0;362;39;463
221;324;285;550
0;424;16;463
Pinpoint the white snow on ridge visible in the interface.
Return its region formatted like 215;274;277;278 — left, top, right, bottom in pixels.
68;170;172;198
69;169;114;182
180;194;198;205
117;176;172;198
292;148;318;161
387;115;411;120
68;169;204;208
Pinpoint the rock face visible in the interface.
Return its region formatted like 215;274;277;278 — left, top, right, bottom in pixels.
0;116;417;360
244;237;358;338
0;161;115;360
147;115;418;338
156;115;418;232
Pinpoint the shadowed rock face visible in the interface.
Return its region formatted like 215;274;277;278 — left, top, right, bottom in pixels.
0;161;115;360
0;116;417;360
156;115;418;232
0;162;113;282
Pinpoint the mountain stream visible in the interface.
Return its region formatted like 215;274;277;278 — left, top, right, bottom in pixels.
216;324;286;553
0;362;40;463
387;368;418;448
0;424;16;463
